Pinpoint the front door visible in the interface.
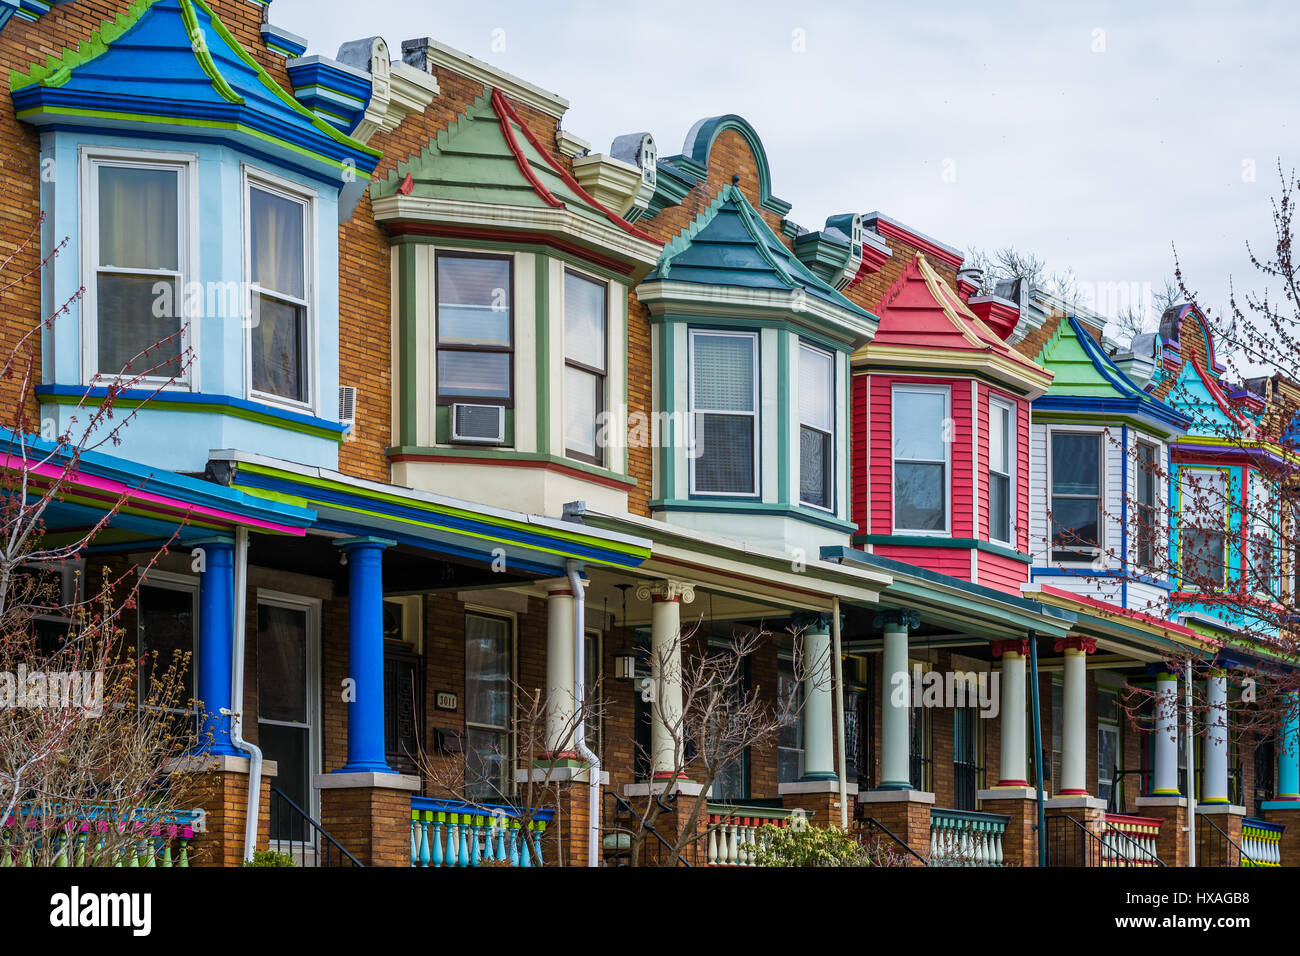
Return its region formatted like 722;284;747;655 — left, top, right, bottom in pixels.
257;594;319;840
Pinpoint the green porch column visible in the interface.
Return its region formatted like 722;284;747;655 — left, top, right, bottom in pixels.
876;610;919;790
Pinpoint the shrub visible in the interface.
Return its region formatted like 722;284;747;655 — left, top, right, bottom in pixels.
243;850;297;867
747;823;870;867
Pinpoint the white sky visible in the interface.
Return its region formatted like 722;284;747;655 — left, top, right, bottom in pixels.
275;0;1298;360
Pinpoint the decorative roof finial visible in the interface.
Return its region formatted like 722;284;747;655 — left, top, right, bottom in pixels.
732;174;740;185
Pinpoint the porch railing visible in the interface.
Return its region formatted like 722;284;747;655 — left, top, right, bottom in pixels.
929;808;1009;866
1102;813;1164;867
410;797;554;868
706;803;799;866
1;803;203;867
1241;817;1283;867
269;786;361;867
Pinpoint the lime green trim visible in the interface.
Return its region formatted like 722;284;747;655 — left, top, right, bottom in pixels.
535;254;551;455
178;0;242;104
388;446;636;487
40;390;343;442
397;242;418;447
11;0;162;90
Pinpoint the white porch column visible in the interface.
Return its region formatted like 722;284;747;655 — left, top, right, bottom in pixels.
992;640;1029;787
544;583;577;757
637;580;695;779
1152;670;1181;795
876;610;919;790
793;613;836;781
1057;636;1095;796
1202;668;1229;804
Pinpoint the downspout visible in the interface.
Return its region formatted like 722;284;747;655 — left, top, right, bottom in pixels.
1028;631;1047;867
229;526;261;863
832;597;848;829
566;559;600;867
1186;658;1197;866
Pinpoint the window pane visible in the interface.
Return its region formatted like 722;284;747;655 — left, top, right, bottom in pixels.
97;274;182;377
799;425;831;509
1051;496;1100;555
465;615;510;728
692;334;754;412
1183;529;1226;588
798;345;833;431
564;272;606;370
990;403;1009;474
437;257;511;346
139;585;194;702
990;472;1010;542
1136;444;1156;507
564;365;599;458
98;165;178;271
694;413;754;494
1051;433;1100;495
250;293;307;402
896;461;945;531
437;350;510;399
257;604;307;724
1180;470;1227;531
250;187;305;300
894;391;946;461
465;727;509;803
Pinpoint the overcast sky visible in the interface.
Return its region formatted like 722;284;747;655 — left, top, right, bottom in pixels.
277;0;1297;364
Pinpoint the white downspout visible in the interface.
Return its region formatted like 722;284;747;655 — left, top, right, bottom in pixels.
566;559;601;867
832;597;848;829
1186;658;1196;866
229;526;261;863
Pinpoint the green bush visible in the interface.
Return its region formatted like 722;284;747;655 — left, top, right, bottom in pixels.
243;849;297;867
747;823;870;867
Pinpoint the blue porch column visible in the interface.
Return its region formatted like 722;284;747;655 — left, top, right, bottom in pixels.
196;538;239;756
335;536;396;774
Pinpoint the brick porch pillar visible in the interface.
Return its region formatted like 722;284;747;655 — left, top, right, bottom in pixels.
779;782;858;829
316;771;420;866
1044;795;1108;866
1197;804;1246;865
858;790;933;865
179;754;276;867
516;766;609;867
623;779;709;866
1133;796;1190;867
978;787;1038;866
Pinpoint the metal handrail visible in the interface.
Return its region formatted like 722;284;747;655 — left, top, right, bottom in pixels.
1198;812;1256;867
860;816;928;866
268;786;362;867
1047;814;1132;867
1103;820;1166;866
603;789;691;867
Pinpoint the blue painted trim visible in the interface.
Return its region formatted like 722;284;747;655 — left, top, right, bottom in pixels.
36;385;347;435
260;23;307;58
1063;315;1191;430
1029;566;1175;591
1121;423;1128;609
411;796;556;823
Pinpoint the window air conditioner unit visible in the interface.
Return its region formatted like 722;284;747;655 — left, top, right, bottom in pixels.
338;386;357;442
451;403;505;444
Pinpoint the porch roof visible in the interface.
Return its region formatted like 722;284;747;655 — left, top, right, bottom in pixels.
208;450;652;576
1024;584;1219;663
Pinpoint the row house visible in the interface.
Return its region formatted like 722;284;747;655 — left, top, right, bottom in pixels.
1;0;1297;868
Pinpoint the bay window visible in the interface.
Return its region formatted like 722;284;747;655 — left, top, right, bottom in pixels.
1049;431;1102;561
436;253;513;404
89;155;188;381
1135;441;1159;568
893;386;948;532
988;397;1014;544
798;343;834;510
563;270;607;464
464;612;513;803
247;178;311;406
1179;468;1227;589
689;330;758;496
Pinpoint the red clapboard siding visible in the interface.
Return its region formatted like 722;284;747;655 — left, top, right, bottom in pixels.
977;383;990;541
977;550;1031;594
1017;395;1030;555
950;381;973;537
869;376;894;535
852;372;870;535
874;545;973;578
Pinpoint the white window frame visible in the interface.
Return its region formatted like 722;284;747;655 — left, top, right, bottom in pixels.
1134;439;1161;570
254;590;322;826
891;383;950;535
242;164;317;415
562;267;609;467
988;395;1016;546
463;606;518;801
688;328;760;498
1046;426;1105;564
136;570;199;714
80;145;199;390
797;341;835;512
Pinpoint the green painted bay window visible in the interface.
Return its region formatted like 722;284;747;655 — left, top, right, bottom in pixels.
563;270;607;465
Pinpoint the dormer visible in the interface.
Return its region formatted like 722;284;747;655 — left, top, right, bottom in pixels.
853;252;1052;593
1021;291;1190;616
370;88;662;518
17;0;383;474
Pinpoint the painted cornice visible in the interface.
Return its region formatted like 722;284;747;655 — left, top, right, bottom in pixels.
862;212;964;269
399;36;568;119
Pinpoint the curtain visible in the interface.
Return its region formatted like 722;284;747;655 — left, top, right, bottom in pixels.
250;186;304;299
98;165;178;271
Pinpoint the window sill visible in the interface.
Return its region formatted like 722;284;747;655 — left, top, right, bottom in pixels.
386;446;637;488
